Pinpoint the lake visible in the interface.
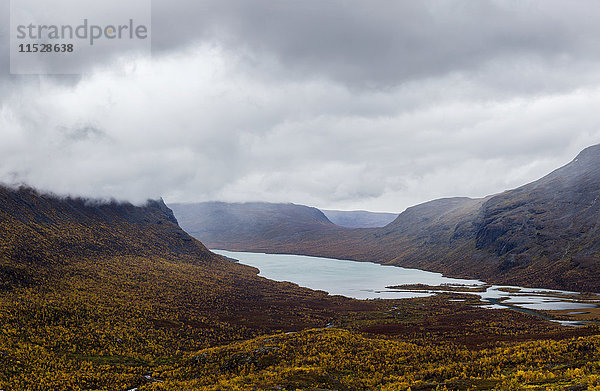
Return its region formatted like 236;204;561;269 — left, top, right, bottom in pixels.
213;249;597;324
215;249;481;299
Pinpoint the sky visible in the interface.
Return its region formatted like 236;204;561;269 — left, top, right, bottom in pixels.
1;0;600;212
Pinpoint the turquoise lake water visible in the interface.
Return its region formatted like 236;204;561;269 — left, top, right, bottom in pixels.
213;249;598;324
213;249;481;299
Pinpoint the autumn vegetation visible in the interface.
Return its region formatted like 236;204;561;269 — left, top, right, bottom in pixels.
1;186;600;390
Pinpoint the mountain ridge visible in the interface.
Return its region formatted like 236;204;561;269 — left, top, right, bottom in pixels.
1;168;599;389
169;201;343;250
0;183;385;388
173;145;600;292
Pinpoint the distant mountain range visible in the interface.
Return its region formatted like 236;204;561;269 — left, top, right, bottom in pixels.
169;202;341;251
171;145;600;292
168;203;397;250
321;209;398;228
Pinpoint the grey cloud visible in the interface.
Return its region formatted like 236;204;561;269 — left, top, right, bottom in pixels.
0;0;146;85
1;1;600;212
3;0;599;94
151;0;600;92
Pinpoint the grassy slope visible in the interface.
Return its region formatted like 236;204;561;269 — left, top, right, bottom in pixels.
0;187;372;389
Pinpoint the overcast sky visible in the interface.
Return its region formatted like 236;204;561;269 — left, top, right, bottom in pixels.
1;0;600;212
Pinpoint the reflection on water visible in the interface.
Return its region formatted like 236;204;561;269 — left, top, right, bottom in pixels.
213;250;598;322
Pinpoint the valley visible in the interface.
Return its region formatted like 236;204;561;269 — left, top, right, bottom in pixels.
0;185;597;389
4;1;600;389
171;145;600;293
3;147;600;389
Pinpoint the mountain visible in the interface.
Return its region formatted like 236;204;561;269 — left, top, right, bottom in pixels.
169;201;344;250
172;145;600;292
0;186;205;270
468;144;600;289
321;209;398;228
0;186;370;389
0;187;597;390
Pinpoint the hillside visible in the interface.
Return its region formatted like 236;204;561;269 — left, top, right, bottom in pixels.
172;145;600;292
469;144;600;290
2;185;600;389
321;209;398;228
169;201;344;250
0;186;374;389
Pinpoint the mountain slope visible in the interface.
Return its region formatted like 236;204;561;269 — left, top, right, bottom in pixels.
0;187;597;390
173;145;600;292
0;186;372;389
169;201;344;250
0;186;207;266
469;144;600;289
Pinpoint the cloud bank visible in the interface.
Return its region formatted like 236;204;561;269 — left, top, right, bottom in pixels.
1;1;600;212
